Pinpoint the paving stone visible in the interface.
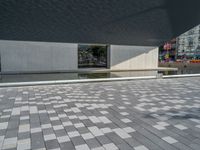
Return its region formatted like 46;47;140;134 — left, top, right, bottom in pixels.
31;132;45;149
57;135;70;143
103;143;118;150
88;126;104;137
31;127;42;134
75;144;90;150
174;124;188;130
81;132;94;140
121;118;132;123
134;145;149;150
18;124;30;133
2;137;17;149
85;138;102;149
44;134;56;141
162;136;178;144
60;142;75;150
0;136;5;148
68;131;80;138
113;128;131;139
17;138;31;150
0;122;8;130
45;139;60;150
91;146;105;150
0;77;200;150
100;128;112;134
122;127;135;133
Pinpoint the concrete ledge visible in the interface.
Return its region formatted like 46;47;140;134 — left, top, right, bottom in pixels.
163;74;200;78
0;74;200;88
0;76;157;87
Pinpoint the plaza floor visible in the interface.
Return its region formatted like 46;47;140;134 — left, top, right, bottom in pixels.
0;77;200;150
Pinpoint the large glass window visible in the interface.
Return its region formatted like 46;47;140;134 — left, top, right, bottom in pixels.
78;44;108;68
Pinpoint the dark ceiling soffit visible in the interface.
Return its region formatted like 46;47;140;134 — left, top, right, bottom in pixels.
0;0;199;46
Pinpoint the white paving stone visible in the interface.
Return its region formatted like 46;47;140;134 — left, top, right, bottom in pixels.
19;124;30;133
89;116;101;124
121;118;132;123
88;126;104;136
68;115;78;119
0;136;5;149
92;146;105;150
71;107;81;113
196;125;200;128
103;143;118;150
29;106;38;114
17;138;31;150
153;125;166;130
78;116;88;120
31;127;42;133
100;128;112;134
120;112;129;116
162;136;178;144
0;122;8;130
50;117;59;121
53;125;64;130
98;116;112;124
20;116;29;120
113;128;131;139
42;124;52;129
81;133;94;140
44;134;56;141
75;144;90;150
123;127;135;133
57;135;70;143
2;137;17;149
11;107;20;116
134;145;149;150
174;124;188;130
74;123;85;128
68;131;80;138
63;121;73;127
100;111;109;114
157;122;170;126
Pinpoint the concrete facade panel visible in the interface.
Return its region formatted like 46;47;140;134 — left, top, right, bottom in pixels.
0;40;78;73
110;45;158;70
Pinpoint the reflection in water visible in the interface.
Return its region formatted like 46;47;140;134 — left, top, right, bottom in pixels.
0;71;158;83
0;69;199;83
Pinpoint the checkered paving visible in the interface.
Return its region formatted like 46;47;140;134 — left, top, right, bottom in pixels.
0;77;200;150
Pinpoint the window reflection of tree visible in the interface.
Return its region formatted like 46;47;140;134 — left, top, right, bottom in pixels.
78;45;107;68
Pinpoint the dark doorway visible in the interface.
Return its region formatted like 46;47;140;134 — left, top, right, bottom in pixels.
78;44;108;68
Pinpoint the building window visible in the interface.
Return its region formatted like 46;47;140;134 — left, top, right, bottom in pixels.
78;44;108;68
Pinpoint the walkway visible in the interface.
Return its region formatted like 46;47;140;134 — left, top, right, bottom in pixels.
0;77;200;150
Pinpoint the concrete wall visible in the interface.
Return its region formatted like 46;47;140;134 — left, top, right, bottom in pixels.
0;40;159;73
0;40;78;73
110;45;158;70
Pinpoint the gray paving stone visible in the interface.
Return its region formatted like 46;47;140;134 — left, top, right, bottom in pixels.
31;133;45;149
116;143;133;150
85;138;102;149
70;136;85;146
60;142;75;150
96;136;112;145
5;129;18;138
45;139;60;149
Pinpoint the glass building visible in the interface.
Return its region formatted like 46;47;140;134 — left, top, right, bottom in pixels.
176;25;200;60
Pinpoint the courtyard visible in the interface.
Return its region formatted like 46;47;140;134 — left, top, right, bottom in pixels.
0;77;200;150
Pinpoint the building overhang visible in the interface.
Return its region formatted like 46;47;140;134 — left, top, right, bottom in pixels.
0;0;199;46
